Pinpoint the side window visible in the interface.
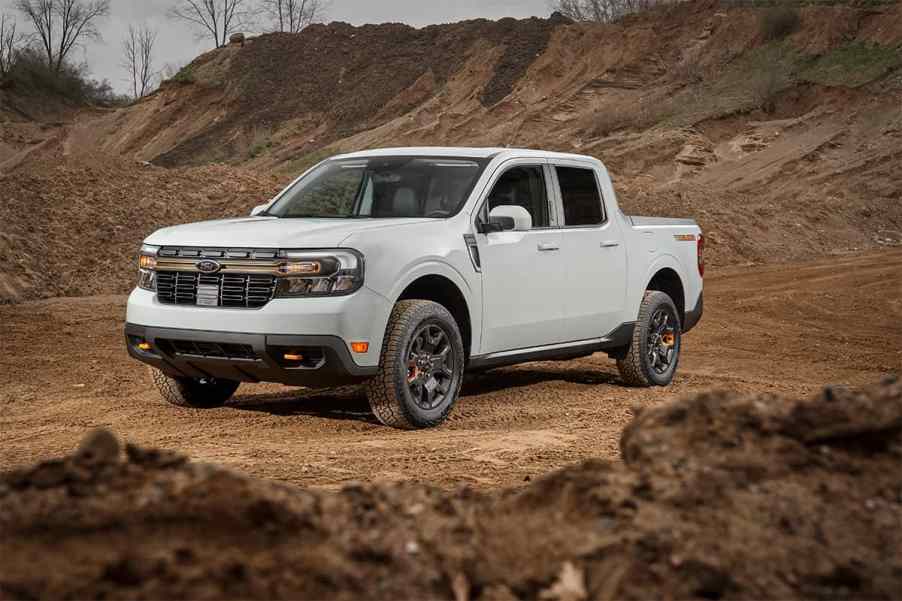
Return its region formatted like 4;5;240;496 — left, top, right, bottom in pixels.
556;166;605;226
486;166;549;228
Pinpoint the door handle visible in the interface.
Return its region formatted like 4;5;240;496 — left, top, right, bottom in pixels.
537;243;559;252
600;240;620;248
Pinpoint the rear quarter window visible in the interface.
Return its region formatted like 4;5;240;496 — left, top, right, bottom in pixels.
556;166;605;226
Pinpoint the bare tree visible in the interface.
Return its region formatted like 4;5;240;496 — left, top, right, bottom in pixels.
168;0;256;48
551;0;673;23
121;24;157;99
14;0;110;73
261;0;325;34
1;13;24;76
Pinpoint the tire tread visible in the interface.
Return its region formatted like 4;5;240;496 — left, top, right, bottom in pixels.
365;300;462;429
150;368;238;408
617;290;679;387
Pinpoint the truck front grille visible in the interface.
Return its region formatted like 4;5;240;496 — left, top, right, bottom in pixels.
156;272;277;308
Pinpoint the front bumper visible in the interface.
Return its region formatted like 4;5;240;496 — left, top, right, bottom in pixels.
125;286;391;368
126;323;378;387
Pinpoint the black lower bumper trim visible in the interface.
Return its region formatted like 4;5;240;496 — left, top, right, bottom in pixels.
125;323;378;388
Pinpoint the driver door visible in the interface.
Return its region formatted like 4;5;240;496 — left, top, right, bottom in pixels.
475;160;565;354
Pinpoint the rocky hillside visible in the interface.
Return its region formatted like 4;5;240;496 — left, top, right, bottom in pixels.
2;0;901;302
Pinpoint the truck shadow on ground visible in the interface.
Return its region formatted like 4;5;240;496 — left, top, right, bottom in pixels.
228;366;618;423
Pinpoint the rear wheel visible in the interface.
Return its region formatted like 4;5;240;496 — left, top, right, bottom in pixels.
365;300;464;429
617;291;682;387
150;368;239;408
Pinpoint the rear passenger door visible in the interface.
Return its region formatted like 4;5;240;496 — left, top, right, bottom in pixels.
551;163;628;341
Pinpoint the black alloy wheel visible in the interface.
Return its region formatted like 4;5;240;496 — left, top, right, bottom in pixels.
647;307;678;375
366;300;465;429
616;290;682;387
405;323;456;410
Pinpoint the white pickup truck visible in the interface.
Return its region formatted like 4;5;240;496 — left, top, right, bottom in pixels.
126;147;703;428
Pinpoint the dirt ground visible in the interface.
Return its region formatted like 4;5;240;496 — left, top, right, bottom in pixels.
2;249;899;490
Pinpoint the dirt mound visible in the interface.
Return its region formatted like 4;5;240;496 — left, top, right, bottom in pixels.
76;0;902;267
2;378;900;599
87;16;560;170
0;152;280;303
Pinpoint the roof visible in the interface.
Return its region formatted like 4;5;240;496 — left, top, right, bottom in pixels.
331;146;600;163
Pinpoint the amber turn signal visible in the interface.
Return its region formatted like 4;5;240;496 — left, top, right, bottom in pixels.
138;255;157;269
350;342;369;353
283;353;304;361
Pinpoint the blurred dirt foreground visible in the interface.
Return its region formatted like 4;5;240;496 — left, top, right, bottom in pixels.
2;379;900;600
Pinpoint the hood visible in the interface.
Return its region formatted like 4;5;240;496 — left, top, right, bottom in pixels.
144;216;434;249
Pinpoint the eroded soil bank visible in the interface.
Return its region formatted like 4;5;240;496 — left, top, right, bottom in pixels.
2;378;900;600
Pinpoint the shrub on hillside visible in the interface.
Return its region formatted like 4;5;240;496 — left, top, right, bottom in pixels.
4;48;129;107
760;6;800;41
166;64;196;85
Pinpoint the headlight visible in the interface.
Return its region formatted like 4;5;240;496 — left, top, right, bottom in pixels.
274;249;364;298
137;244;159;291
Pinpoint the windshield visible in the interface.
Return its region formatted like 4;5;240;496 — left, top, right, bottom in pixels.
265;156;489;219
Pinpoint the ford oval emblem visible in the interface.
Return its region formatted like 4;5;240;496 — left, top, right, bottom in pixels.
196;259;222;274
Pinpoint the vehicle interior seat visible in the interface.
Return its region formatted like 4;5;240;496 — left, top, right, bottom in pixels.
392;187;419;217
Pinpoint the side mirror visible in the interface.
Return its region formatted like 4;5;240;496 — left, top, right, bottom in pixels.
478;215;516;233
489;205;532;231
250;204;269;216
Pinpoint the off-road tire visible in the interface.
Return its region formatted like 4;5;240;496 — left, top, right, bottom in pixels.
150;368;240;408
365;300;465;429
617;291;682;387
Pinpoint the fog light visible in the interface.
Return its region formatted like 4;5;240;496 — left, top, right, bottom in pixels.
351;342;369;353
137;268;156;291
137;341;152;351
284;352;304;361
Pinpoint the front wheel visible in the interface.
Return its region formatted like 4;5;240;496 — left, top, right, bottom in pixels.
365;300;465;429
617;291;682;387
150;368;240;408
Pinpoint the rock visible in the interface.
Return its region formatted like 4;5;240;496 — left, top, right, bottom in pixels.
675;141;715;167
74;428;121;468
102;556;145;586
540;562;587;601
125;443;187;468
549;11;574;25
28;459;69;488
452;573;469;601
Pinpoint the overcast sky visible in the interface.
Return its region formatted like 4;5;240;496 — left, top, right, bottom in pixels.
8;0;552;94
